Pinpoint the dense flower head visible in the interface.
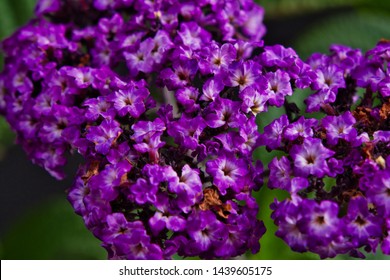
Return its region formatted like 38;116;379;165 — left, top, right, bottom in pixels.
63;37;318;258
0;0;271;260
0;0;295;260
6;0;390;261
0;0;325;258
65;37;282;257
263;41;390;259
0;0;266;179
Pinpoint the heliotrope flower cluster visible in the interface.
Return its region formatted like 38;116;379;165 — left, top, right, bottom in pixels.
63;40;318;259
3;0;390;261
262;42;390;258
0;0;265;179
0;0;275;259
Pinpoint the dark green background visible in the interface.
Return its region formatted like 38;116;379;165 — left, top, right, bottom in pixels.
1;0;390;260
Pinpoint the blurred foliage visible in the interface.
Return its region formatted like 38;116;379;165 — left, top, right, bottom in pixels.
0;0;36;40
294;11;390;59
0;118;14;159
1;0;390;260
0;197;106;259
259;0;390;18
258;0;390;59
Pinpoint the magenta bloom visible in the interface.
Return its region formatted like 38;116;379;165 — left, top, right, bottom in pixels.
108;85;149;118
259;115;289;150
321;111;358;146
265;69;292;107
225;60;261;91
86;119;122;155
291;138;335;178
206;152;250;195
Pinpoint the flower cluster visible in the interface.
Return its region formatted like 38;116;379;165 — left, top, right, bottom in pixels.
63;38;318;258
262;42;390;258
4;0;389;261
63;41;273;259
0;0;276;259
0;0;265;179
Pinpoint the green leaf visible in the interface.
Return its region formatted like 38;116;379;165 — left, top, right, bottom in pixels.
0;0;35;40
0;117;15;145
1;197;106;259
294;11;390;59
0;117;15;160
257;0;366;19
0;0;36;71
8;0;36;26
0;1;17;40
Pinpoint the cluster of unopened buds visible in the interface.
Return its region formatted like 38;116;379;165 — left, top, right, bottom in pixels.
0;0;389;259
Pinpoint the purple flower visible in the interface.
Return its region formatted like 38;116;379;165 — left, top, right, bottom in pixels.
240;86;269;115
131;118;166;162
175;87;200;113
200;77;224;102
147;193;187;235
39;105;84;143
367;171;390;216
124;39;156;77
312;65;345;92
205;98;246;128
271;199;308;253
237;116;261;155
321;111;358;146
206;151;249;195
258;115;289;150
160;59;198;90
268;156;292;190
291;137;335;178
260;45;298;68
186;210;227;254
264;70;292;107
88;160;131;201
177;22;211;50
283;116;317;141
83;96;116;122
102;213;140;243
146;164;178;190
67;176;89;215
352;62;385;92
35;0;61;15
298;200;342;242
64;67;94;89
108;85;149;118
149;211;187;236
86;119;122;155
116;233;163;260
198;42;236;75
329;45;363;72
130;178;158;205
305;89;337;113
214;131;244;154
168;115;206;150
225;60;261;91
168;164;203;210
344;196;383;246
